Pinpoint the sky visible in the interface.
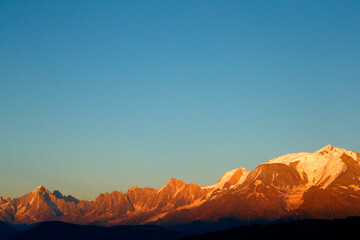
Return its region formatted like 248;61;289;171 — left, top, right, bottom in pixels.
1;0;360;200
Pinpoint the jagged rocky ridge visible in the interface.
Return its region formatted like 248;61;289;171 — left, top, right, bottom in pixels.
1;145;360;226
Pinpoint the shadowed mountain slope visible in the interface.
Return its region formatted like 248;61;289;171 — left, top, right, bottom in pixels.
0;222;19;240
180;216;360;240
8;221;183;240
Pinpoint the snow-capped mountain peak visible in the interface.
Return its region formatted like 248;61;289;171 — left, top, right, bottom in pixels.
266;145;359;188
202;167;249;189
316;144;335;152
315;145;359;160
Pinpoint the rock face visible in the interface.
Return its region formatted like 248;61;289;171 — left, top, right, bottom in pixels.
1;145;360;226
0;197;11;205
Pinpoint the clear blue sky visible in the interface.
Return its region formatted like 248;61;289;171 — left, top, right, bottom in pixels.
1;0;359;200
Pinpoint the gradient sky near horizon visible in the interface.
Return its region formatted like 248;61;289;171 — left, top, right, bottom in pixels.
1;1;360;200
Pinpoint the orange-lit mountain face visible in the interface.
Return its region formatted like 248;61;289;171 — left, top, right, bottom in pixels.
1;145;360;226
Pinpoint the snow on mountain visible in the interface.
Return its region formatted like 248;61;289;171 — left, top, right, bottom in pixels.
202;167;249;189
266;145;356;188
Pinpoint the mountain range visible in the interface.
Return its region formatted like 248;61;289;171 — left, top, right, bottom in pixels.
1;145;360;227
